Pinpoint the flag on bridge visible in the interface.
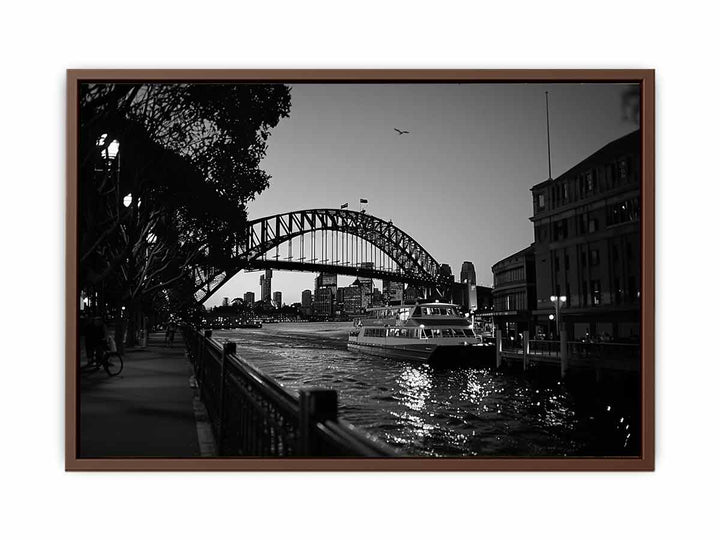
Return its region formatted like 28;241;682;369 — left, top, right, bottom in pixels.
341;202;348;209
360;198;368;204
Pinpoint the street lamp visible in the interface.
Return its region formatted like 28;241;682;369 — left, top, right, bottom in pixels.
549;294;567;336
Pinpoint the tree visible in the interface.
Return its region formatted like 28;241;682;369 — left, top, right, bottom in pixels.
79;82;291;347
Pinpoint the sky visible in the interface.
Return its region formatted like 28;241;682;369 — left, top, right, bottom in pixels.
206;83;638;307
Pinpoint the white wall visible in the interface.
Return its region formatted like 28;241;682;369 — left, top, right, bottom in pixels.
1;1;717;538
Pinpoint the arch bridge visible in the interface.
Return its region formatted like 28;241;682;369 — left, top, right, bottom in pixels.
193;208;452;303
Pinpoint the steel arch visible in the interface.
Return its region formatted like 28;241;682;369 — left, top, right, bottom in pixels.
194;208;448;302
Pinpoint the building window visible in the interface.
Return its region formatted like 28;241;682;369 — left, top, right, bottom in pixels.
608;197;640;226
590;249;600;266
537;193;545;210
552;218;568;241
591;280;601;306
562;182;569;201
588;218;598;233
619;159;628;181
564;254;570;270
628;276;638;303
583;171;594;193
582;281;588;306
581;252;587;267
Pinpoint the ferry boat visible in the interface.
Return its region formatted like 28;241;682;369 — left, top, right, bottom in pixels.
347;302;494;363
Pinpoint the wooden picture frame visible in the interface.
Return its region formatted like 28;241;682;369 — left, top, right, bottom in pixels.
66;69;654;471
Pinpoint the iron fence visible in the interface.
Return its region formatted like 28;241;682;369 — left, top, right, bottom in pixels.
184;326;395;457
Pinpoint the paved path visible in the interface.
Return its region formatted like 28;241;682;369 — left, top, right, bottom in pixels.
79;334;201;458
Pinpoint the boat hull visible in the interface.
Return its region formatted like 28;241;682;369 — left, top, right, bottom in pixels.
348;340;495;364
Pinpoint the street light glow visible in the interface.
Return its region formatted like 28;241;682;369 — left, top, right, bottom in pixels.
107;140;120;158
560;295;567;303
123;193;133;207
550;295;557;302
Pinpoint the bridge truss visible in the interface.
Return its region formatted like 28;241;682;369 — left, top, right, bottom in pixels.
193;208;450;303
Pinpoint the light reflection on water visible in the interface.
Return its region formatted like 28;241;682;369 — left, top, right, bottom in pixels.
214;322;638;457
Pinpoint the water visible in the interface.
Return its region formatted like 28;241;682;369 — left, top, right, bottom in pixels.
214;322;640;457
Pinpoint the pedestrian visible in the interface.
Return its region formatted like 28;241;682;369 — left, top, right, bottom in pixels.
165;320;176;346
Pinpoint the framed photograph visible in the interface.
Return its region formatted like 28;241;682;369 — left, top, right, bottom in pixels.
66;69;654;471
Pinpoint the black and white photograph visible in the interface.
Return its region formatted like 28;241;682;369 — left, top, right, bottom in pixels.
73;75;647;463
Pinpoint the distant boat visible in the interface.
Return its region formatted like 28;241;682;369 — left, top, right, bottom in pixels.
238;319;262;329
348;302;494;363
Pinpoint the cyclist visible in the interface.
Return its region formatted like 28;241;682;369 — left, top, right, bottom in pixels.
85;317;107;366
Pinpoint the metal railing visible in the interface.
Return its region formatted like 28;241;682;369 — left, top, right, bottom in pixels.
528;340;561;357
184;326;396;457
500;337;523;353
567;341;640;362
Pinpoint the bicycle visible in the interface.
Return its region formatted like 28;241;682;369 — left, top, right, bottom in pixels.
84;341;124;377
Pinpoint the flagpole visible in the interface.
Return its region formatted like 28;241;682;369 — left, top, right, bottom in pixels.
545;91;552;181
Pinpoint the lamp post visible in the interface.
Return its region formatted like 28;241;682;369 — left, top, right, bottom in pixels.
549;294;566;336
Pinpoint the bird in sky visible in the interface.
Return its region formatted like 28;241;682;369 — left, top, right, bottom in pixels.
394;128;410;135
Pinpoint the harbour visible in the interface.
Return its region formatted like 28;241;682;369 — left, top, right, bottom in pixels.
211;322;640;457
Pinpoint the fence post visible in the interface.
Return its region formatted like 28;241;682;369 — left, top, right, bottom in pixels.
299;389;338;456
560;329;568;378
495;329;503;368
522;330;529;371
217;341;236;454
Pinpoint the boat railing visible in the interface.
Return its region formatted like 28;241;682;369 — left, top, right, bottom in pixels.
183;326;397;457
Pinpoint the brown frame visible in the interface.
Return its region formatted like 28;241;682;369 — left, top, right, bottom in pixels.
66;69;655;471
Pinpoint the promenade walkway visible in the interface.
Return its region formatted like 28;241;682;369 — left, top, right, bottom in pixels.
79;334;205;458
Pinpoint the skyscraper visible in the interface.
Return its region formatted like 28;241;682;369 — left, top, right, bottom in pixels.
243;291;255;305
260;269;273;302
460;261;477;285
301;289;312;308
273;291;282;307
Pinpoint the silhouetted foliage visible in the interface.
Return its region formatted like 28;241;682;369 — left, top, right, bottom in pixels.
78;82;291;344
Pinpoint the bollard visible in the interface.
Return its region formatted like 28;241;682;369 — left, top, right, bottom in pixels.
495;329;503;368
217;341;236;454
560;330;568;379
299;389;338;456
522;330;529;371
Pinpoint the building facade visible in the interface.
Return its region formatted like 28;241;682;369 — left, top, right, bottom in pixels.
314;287;334;318
300;289;312;316
460;261;476;286
382;279;404;303
529;129;641;339
272;291;282;308
490;245;537;339
243;291;255;305
259;269;273;303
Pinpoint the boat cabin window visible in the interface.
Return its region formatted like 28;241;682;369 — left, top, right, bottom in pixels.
421;306;459;317
364;328;387;338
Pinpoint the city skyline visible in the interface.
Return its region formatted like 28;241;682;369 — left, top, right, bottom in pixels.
206;83;638;307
